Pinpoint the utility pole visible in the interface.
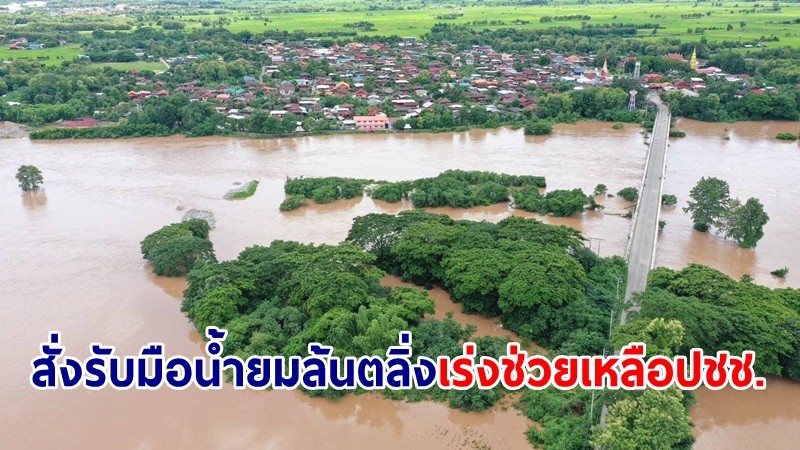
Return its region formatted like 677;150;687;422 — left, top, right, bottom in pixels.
596;274;622;433
589;273;620;438
611;275;621;338
587;237;605;257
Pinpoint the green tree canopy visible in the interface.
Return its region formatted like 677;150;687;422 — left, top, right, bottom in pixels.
16;165;44;192
724;197;769;248
684;177;730;232
140;219;214;276
591;388;694;450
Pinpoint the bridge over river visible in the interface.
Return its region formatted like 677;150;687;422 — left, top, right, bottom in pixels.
619;96;671;325
597;95;671;429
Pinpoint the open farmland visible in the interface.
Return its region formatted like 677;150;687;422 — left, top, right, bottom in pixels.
0;45;81;66
88;61;168;72
171;1;800;47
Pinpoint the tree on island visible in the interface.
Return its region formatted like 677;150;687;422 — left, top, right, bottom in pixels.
16;165;44;192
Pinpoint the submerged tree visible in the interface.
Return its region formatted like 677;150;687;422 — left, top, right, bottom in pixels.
594;184;608;196
684;177;730;232
684;177;769;247
140;219;214;276
16;165;44;192
617;187;639;202
661;194;678;207
724;197;769;248
524;119;553;135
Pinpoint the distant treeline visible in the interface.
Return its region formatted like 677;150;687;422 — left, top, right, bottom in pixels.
435;13;464;20
342;21;376;31
663;79;800;121
540;15;591;23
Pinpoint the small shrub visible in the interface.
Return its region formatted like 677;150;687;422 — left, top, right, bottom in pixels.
771;267;789;278
593;184;608;196
776;133;798;141
658;220;666;231
617;187;639;202
669;130;686;138
279;196;308;211
661;194;678;207
523;120;553;136
587;196;604;210
611;123;624;130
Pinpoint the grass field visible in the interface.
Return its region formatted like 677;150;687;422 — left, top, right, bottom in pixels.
4;1;798;52
178;1;800;47
89;61;168;72
0;45;82;66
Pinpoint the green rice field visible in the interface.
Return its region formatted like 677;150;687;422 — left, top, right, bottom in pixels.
177;1;800;47
0;45;82;66
89;61;168;72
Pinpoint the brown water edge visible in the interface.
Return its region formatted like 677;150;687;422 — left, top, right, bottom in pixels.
692;377;800;449
1;121;798;449
149;273;534;450
662;120;800;449
4;124;641;449
659;119;800;288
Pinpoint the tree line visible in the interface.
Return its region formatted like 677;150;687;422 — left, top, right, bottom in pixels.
140;210;628;446
138;209;800;449
279;171;598;218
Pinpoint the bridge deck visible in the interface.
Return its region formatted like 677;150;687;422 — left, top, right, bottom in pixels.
620;97;671;325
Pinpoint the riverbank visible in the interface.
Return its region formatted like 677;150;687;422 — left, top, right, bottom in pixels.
19;114;799;143
22;117;621;141
0;121;30;138
25;122;511;141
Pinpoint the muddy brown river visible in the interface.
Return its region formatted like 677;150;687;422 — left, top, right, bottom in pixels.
1;121;798;448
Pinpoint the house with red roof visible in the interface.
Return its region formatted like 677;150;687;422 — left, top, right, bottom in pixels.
665;53;687;63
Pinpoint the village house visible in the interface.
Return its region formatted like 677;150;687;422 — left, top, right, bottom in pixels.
354;115;390;131
279;81;295;96
391;98;419;112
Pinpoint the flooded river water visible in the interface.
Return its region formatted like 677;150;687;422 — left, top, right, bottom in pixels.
1;121;797;448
